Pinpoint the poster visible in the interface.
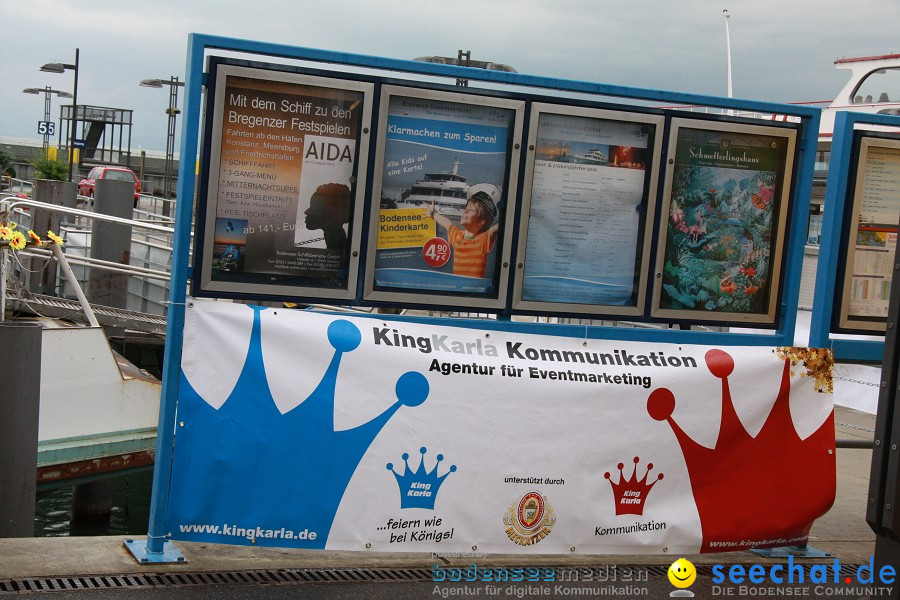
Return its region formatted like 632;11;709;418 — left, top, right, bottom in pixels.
518;109;660;310
840;138;900;329
198;63;371;298
369;90;520;298
654;121;795;323
167;299;835;555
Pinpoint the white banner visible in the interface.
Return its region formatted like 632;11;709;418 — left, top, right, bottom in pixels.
167;299;835;554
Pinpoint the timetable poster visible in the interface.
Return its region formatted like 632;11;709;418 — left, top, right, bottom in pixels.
658;126;791;318
372;94;515;296
522;114;653;305
845;142;900;322
207;70;364;289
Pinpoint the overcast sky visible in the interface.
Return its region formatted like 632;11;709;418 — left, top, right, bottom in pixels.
2;0;897;152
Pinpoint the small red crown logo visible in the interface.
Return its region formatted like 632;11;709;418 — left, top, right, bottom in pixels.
604;457;664;516
647;349;836;552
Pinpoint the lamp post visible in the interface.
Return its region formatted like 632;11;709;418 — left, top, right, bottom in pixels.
140;77;184;213
723;9;733;99
22;87;73;151
40;48;79;182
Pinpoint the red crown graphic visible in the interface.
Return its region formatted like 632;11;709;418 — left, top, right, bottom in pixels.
647;349;836;553
604;457;663;516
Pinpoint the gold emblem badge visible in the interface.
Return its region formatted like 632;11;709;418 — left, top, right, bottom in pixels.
503;491;556;546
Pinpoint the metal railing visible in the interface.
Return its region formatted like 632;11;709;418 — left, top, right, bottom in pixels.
1;197;177;326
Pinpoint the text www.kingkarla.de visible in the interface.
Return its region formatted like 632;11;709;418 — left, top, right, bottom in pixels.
178;523;318;543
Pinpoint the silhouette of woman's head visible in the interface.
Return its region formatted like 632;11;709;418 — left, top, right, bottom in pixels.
305;183;351;250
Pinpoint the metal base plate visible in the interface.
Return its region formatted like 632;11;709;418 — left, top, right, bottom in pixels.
124;538;187;564
751;544;831;558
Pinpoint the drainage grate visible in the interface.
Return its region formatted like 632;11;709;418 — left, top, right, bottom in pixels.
0;568;432;595
0;564;863;595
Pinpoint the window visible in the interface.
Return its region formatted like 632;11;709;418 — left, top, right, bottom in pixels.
104;170;134;182
852;67;900;105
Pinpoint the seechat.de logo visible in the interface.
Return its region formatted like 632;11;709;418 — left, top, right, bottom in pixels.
710;555;896;596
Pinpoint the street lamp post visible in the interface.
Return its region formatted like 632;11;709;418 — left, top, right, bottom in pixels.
22;87;73;151
40;48;79;182
140;77;184;214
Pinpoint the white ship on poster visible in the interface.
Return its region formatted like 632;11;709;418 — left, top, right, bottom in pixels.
567;148;608;165
395;158;470;216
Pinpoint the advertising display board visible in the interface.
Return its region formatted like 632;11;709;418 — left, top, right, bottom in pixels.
363;86;524;309
837;135;900;332
652;119;797;324
194;61;373;300
166;300;835;555
512;104;663;315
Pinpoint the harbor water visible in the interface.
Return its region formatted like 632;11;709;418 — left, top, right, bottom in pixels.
34;470;153;537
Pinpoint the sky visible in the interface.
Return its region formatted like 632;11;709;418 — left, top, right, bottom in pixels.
2;0;897;152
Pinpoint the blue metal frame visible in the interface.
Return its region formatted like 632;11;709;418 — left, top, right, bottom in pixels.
137;33;824;559
809;111;900;362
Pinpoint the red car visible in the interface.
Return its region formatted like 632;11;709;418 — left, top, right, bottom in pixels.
78;166;141;201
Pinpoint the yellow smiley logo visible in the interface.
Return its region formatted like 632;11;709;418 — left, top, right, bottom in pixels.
667;558;697;588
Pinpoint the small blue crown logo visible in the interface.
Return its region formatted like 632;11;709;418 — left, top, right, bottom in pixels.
387;447;457;510
167;306;429;548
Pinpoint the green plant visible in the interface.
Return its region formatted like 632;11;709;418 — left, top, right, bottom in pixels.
0;148;14;177
30;151;68;181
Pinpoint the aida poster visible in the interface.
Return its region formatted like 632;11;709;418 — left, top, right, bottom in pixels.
167;299;835;554
519;109;659;309
197;63;371;298
368;90;521;298
654;120;796;323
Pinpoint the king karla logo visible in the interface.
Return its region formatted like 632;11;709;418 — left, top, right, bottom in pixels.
167;305;429;549
647;348;836;552
387;447;457;510
604;456;664;516
503;491;556;546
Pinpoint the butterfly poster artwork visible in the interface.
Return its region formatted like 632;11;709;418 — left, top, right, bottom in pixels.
653;119;797;324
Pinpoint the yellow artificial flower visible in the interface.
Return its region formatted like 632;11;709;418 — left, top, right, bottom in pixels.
28;230;42;245
46;230;64;246
0;225;12;240
9;231;26;250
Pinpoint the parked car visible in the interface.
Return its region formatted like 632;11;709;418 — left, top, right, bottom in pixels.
78;166;141;202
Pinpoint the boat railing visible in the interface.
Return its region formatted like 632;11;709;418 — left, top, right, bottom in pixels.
1;198;177;326
660;99;832;123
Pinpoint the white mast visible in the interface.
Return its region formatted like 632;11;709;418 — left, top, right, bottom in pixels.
723;9;733;98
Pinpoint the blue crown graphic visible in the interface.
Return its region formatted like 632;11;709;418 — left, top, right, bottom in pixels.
166;306;428;548
387;447;457;510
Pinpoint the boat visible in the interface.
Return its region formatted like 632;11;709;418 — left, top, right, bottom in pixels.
567;148;608;165
818;53;900;139
396;158;469;215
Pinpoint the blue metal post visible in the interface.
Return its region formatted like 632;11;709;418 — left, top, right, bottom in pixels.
125;34;205;564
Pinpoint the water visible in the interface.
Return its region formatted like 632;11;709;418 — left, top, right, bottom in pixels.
34;469;153;537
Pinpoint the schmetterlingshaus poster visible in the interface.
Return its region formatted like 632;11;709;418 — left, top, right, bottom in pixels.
366;89;522;303
653;120;796;323
197;63;371;299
